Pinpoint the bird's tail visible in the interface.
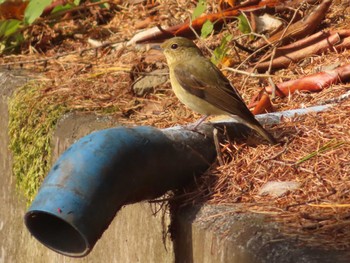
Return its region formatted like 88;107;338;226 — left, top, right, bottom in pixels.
250;122;277;144
237;116;277;144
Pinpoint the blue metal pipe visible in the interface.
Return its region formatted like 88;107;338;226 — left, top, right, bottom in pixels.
24;124;231;257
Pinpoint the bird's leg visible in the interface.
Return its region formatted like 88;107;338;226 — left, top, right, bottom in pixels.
213;128;224;165
183;115;210;136
191;115;210;130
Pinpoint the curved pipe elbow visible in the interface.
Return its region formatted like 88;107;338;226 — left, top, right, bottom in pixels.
24;125;218;257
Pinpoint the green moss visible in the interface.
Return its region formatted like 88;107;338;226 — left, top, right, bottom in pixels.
8;82;68;203
8;79;122;203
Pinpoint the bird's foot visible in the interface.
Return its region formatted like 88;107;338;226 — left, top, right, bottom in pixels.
190;115;210;131
182;115;210;137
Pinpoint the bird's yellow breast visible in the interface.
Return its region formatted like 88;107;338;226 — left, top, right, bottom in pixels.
169;70;227;116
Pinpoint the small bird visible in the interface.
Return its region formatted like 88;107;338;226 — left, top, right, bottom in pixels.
161;37;277;144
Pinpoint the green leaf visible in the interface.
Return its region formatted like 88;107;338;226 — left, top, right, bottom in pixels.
0;0;6;4
0;19;22;38
200;19;214;38
295;139;345;165
0;21;8;37
4;20;22;37
51;3;75;14
192;0;206;21
0;20;24;54
237;14;251;34
24;0;53;25
74;0;81;5
91;0;109;9
211;34;233;65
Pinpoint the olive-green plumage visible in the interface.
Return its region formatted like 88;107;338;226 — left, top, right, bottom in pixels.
161;37;277;144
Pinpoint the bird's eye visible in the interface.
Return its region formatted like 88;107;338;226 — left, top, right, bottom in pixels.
171;43;178;49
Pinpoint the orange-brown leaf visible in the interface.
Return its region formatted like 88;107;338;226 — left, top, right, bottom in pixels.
0;0;28;20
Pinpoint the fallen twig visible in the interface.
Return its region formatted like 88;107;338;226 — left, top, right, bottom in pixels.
254;30;350;72
0;40;124;68
254;0;332;48
250;63;350;114
134;0;293;43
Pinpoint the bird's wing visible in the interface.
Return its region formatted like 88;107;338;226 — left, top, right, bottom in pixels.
173;60;253;117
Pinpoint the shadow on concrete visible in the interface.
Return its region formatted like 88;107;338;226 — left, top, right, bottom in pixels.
169;123;254;263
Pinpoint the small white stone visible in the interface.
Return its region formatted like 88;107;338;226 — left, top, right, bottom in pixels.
258;181;300;197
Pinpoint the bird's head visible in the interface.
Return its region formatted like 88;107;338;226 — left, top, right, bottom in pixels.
161;37;202;65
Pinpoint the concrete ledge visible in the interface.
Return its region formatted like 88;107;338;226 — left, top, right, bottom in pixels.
1;71;349;262
174;205;349;263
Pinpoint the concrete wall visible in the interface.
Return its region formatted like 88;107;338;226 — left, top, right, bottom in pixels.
0;72;173;263
1;71;350;263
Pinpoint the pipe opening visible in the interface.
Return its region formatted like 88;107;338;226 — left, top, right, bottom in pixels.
25;211;89;257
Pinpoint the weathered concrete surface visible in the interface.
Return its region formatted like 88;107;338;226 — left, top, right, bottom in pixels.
174;205;350;263
0;71;174;263
1;70;350;263
0;71;30;263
